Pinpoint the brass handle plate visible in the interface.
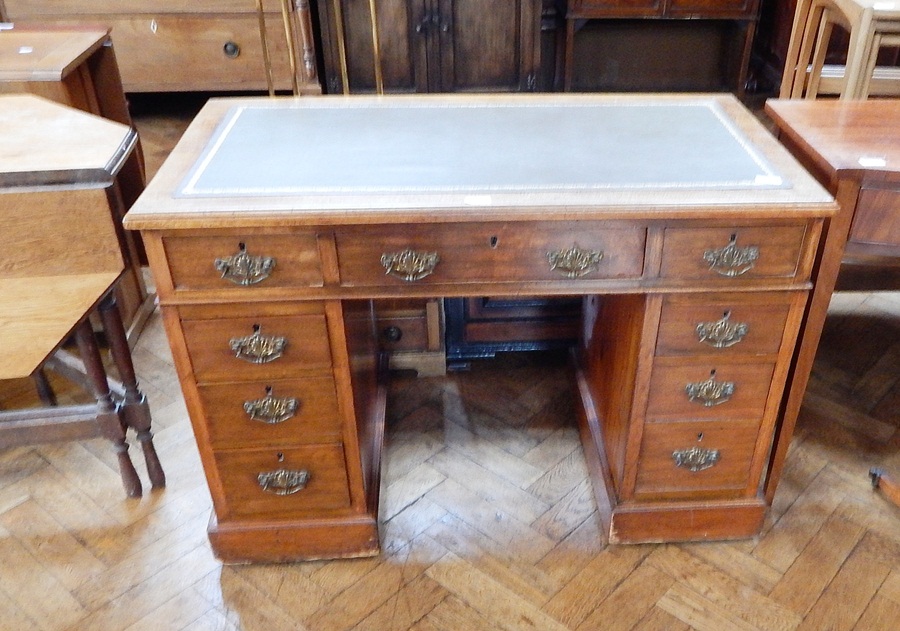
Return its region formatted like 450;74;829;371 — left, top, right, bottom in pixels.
703;236;759;277
672;446;720;472
547;244;604;278
257;468;310;495
695;312;749;348
685;371;735;406
381;249;440;281
229;325;287;363
243;387;299;424
214;243;276;285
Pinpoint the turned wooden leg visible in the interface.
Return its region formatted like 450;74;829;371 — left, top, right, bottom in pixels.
99;294;166;489
870;468;900;509
73;317;142;498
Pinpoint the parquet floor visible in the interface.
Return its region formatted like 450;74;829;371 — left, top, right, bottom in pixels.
0;95;898;631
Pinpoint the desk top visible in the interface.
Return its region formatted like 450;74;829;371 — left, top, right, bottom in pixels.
765;99;900;185
125;93;833;230
0;26;108;82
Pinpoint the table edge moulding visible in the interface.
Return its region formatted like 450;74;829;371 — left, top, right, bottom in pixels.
124;92;837;563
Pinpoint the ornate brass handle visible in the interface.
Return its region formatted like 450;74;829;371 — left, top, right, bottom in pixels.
672;446;720;472
695;311;749;348
381;249;440;281
685;370;734;406
229;324;287;363
214;243;276;285
547;244;604;278
703;235;759;277
257;468;310;495
243;386;299;424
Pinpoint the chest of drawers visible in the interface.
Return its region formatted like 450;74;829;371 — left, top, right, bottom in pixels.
125;93;836;561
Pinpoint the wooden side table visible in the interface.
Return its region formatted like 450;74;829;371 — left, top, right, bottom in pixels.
0;24;154;343
0;94;164;497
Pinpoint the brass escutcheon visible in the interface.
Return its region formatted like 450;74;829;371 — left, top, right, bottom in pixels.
695;312;749;348
685;371;735;406
257;468;310;495
672;446;720;472
703;236;759;277
214;243;276;285
381;249;440;281
230;325;287;363
547;244;604;278
243;387;299;424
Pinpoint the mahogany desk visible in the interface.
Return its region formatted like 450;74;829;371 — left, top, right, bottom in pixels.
125;94;835;562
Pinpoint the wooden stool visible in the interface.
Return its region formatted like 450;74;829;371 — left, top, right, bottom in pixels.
0;95;164;497
780;0;900;99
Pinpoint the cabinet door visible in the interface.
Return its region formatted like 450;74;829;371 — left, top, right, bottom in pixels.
436;0;541;91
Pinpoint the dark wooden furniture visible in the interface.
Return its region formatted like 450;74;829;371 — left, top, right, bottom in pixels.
0;94;164;497
124;93;834;562
562;0;761;94
0;25;154;341
315;0;543;94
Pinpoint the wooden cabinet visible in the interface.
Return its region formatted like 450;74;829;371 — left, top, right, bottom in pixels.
316;0;542;93
0;0;320;93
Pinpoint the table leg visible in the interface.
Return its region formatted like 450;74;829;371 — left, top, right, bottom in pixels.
73;317;142;497
99;294;166;490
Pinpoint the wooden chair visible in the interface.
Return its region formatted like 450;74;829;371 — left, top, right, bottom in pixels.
0;94;164;497
780;0;900;99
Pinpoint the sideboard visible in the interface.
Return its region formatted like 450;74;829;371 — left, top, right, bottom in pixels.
124;93;835;562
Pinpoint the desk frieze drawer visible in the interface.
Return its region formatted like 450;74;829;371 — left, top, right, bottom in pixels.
655;293;795;356
660;226;808;280
162;234;323;291
646;362;775;420
334;222;646;285
214;444;352;520
198;378;342;448
181;312;333;382
634;419;760;499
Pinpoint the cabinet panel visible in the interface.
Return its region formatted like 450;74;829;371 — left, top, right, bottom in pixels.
570;0;662;16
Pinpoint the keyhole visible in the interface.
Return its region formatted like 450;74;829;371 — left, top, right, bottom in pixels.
697;432;704;441
150;19;158;34
729;233;737;243
489;236;499;248
252;323;261;333
723;310;731;319
276;452;284;462
238;241;246;251
710;369;717;377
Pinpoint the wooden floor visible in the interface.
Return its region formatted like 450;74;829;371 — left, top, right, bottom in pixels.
0;95;898;631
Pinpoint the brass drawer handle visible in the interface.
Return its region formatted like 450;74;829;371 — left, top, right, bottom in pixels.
230;324;287;363
695;311;749;348
685;370;734;406
381;249;440;281
257;468;310;495
243;386;299;424
214;243;276;285
547;244;604;278
672;446;720;472
703;235;759;277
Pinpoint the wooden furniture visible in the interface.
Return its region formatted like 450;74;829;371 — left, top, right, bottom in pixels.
0;1;320;94
779;0;900;98
124;93;835;563
315;0;543;94
0;94;164;497
562;0;761;94
0;24;154;341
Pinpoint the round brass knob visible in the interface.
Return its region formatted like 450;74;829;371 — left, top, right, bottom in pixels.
382;326;403;343
223;41;241;58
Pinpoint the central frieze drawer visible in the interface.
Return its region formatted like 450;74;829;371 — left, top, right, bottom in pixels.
162;234;323;291
334;222;646;285
215;444;352;520
181;313;333;382
199;378;342;448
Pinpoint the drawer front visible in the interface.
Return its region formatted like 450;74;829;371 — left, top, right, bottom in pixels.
199;378;342;448
336;222;645;286
660;226;808;280
646;362;775;419
850;187;900;250
634;419;759;498
3;1;286;14
569;0;663;17
215;444;351;519
667;0;756;17
656;294;793;357
376;314;430;352
182;314;333;382
162;234;323;292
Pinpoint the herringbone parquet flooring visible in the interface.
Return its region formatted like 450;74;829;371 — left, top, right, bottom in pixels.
0;96;897;631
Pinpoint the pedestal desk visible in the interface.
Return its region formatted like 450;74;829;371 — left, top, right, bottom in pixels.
124;94;835;562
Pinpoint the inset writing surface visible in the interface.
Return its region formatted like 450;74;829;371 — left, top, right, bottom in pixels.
179;99;785;197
